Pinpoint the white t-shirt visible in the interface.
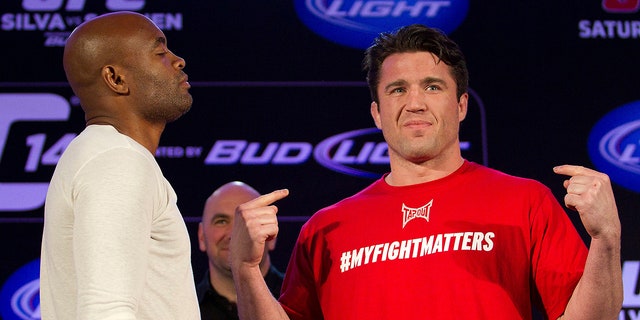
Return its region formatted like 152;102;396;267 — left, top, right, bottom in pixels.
40;125;200;320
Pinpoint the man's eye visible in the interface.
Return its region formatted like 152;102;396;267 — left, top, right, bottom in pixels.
390;87;405;94
426;85;440;91
213;219;228;225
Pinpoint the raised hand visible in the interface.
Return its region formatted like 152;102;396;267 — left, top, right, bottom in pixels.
230;189;290;269
553;165;620;239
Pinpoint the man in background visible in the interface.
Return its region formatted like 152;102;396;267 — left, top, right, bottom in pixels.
197;181;284;319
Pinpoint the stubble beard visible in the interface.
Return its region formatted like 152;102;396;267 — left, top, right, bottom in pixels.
141;79;193;123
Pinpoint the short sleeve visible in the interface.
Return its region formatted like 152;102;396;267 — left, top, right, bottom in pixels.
529;185;588;319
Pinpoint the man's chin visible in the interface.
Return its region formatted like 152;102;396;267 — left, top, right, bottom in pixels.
167;103;192;123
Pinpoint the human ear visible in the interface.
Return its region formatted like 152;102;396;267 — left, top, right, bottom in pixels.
197;222;206;252
102;65;129;94
458;93;468;122
370;101;382;129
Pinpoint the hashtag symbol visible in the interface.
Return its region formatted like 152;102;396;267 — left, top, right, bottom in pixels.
340;251;351;272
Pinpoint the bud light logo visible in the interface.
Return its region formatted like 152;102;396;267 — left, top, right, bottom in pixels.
294;0;470;49
315;127;389;178
588;101;640;193
0;259;40;320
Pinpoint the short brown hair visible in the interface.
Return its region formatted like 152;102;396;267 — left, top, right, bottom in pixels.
363;24;469;103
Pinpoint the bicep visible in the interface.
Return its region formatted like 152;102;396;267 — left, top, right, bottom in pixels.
73;150;156;317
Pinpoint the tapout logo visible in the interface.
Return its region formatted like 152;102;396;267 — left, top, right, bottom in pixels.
294;0;469;49
588;101;640;193
402;199;432;228
0;259;40;320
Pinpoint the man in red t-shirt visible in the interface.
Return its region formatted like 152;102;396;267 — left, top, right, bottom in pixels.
229;24;622;320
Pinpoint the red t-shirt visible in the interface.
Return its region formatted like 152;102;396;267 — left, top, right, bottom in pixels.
279;161;587;319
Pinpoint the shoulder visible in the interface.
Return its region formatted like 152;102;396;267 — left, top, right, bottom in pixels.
58;127;163;196
299;178;384;232
70;125;156;171
465;161;548;190
462;162;559;212
195;271;212;302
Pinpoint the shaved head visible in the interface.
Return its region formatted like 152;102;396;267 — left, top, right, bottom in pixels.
62;11;191;130
198;181;277;276
64;12;154;96
203;181;261;222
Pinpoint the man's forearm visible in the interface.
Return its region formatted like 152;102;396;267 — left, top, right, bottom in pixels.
561;236;623;320
234;264;290;320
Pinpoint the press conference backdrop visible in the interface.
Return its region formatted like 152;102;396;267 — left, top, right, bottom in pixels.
0;1;639;319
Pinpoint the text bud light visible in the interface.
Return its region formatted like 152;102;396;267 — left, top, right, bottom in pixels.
295;0;470;49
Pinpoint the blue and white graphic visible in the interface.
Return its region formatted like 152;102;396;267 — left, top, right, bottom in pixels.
315;127;389;178
0;93;72;212
0;259;40;320
295;0;469;49
621;260;640;317
588;101;640;193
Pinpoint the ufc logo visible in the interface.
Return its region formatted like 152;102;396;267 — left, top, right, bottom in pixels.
22;0;145;11
0;93;70;211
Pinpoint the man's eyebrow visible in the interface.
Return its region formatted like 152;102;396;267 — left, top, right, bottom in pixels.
422;77;448;87
153;36;166;47
383;77;448;92
383;79;408;92
211;213;231;220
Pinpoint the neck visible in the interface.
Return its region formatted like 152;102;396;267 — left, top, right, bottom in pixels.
86;117;165;154
386;153;465;186
209;268;238;303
